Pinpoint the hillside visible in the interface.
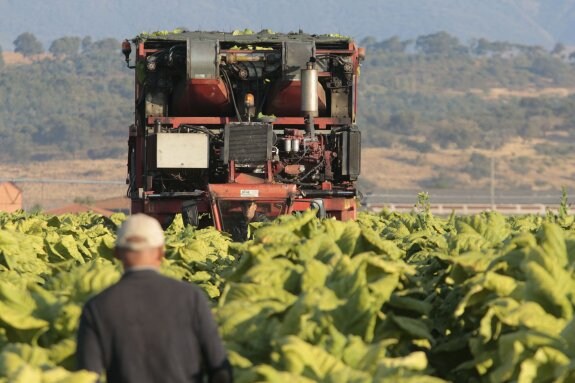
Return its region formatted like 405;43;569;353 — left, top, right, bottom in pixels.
362;136;575;192
2;32;575;163
1;0;575;50
359;36;575;150
1;32;575;202
0;38;131;161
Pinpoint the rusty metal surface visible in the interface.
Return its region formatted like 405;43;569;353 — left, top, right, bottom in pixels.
208;183;297;199
146;116;349;128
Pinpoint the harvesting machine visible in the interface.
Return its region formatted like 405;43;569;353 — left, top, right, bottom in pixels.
122;30;364;239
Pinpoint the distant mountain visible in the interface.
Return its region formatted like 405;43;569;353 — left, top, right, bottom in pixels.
1;0;575;50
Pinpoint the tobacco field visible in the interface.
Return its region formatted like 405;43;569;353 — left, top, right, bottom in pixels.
2;201;575;382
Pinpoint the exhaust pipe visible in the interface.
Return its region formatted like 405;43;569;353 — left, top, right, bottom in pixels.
301;60;318;138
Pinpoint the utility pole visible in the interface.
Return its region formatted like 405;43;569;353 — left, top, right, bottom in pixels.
490;143;496;210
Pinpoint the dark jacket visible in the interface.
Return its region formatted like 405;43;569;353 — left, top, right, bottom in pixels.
76;269;232;383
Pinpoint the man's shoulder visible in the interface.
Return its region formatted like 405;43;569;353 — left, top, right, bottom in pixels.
152;274;210;306
157;273;207;296
85;271;204;307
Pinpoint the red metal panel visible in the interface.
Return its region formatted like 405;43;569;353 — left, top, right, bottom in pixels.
171;79;232;116
146;116;351;127
322;198;356;211
265;80;326;117
137;42;146;59
291;200;312;211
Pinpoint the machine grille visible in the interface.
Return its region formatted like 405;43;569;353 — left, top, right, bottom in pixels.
339;127;361;181
223;123;273;163
347;129;361;180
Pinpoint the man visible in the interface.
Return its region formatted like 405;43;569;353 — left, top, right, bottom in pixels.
241;201;269;223
230;201;270;241
76;214;232;383
241;201;259;223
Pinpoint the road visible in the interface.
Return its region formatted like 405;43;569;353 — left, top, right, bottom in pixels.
362;188;569;215
362;188;568;205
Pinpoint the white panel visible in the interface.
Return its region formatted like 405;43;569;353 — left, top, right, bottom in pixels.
156;133;209;168
240;189;259;197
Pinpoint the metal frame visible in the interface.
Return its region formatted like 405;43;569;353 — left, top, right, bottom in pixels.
128;36;361;229
146;116;352;129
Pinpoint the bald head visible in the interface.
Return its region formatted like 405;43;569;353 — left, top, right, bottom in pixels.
114;214;165;269
115;246;164;269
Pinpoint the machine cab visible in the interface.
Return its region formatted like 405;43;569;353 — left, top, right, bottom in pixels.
208;183;296;241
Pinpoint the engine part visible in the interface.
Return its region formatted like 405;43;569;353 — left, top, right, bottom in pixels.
171;79;232;117
187;40;218;80
301;61;318;137
223;123;273;162
284;138;292;153
292;138;301;152
285;164;305;176
301;61;318;116
147;56;157;71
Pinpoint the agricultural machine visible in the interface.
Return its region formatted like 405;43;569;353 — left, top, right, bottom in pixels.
122;30;364;239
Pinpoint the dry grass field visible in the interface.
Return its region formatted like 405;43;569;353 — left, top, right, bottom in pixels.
2;51;52;65
362;136;575;193
444;87;575;99
0;159;126;210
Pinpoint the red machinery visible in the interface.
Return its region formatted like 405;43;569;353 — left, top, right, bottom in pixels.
122;30;364;239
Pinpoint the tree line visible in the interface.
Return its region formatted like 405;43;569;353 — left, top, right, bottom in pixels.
361;31;575;61
358;32;575;149
9;32;93;58
0;34;131;161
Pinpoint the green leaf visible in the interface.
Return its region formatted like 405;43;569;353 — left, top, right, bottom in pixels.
390;315;432;340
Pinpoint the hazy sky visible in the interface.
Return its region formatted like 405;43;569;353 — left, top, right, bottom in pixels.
1;0;571;49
